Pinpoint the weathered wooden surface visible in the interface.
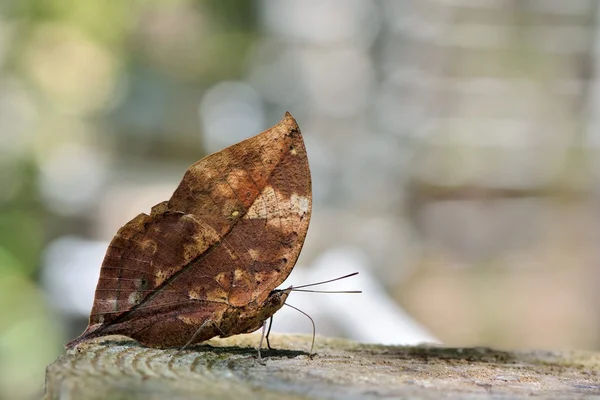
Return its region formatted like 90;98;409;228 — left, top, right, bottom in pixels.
45;334;600;399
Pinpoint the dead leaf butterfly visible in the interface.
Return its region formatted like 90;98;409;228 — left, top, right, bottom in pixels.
66;112;313;350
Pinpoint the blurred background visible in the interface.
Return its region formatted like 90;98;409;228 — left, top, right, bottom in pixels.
2;0;600;398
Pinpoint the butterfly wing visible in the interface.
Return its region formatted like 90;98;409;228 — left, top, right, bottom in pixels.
67;113;311;348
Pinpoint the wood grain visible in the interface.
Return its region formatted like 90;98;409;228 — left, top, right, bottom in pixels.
46;334;600;399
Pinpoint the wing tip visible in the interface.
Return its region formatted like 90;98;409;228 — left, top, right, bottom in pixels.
64;323;103;350
282;111;299;131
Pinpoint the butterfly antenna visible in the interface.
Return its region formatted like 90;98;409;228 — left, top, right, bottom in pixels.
291;272;359;290
284;303;315;356
291;289;362;293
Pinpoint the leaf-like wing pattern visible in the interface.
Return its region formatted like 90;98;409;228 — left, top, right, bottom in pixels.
66;112;311;348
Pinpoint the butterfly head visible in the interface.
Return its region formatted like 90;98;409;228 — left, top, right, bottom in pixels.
234;287;291;335
264;286;292;312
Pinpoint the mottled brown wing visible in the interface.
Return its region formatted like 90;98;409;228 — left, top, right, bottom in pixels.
66;112;311;348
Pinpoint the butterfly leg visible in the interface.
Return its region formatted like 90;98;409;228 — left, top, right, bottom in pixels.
257;319;269;362
177;319;216;354
265;315;274;350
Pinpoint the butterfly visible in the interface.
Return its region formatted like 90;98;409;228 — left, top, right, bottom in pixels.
66;112;312;351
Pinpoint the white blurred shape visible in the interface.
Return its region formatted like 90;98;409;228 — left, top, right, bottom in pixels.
0;77;38;159
261;0;380;47
528;26;589;54
527;0;590;15
198;81;265;153
38;142;107;215
276;247;439;345
304;48;374;117
41;236;106;315
41;236;439;345
247;42;307;107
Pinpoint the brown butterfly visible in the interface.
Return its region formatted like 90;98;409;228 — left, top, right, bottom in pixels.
66;112;312;350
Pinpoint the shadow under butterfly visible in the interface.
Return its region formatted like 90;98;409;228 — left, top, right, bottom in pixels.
66;112;360;357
